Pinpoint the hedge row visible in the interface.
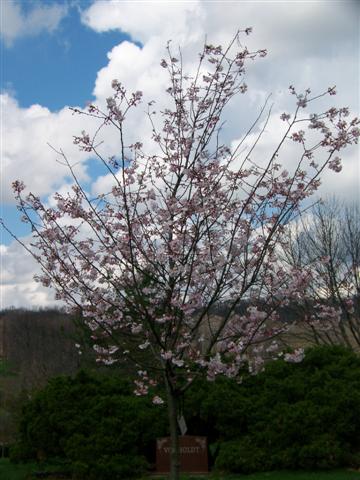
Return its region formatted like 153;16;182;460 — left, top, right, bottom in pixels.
10;372;167;479
10;346;360;477
186;346;360;472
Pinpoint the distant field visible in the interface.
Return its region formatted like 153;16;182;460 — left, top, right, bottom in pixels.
2;458;360;480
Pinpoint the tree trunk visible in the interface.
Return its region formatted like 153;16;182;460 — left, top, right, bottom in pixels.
165;378;180;480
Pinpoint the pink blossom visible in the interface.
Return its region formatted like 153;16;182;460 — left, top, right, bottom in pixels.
291;130;305;143
172;358;184;367
284;348;305;363
139;340;150;350
152;395;165;405
328;157;342;172
12;180;26;193
280;113;291;121
134;380;148;396
161;351;173;360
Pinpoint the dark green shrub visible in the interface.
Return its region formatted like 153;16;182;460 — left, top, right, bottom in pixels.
215;438;271;473
10;346;360;476
296;434;344;469
186;345;360;473
10;370;167;479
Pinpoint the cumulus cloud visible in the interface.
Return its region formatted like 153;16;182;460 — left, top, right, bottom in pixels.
93;40;168;101
86;0;358;145
230;110;359;203
0;240;57;309
81;0;204;44
1;94;94;203
4;0;358;204
202;1;359;57
0;0;68;47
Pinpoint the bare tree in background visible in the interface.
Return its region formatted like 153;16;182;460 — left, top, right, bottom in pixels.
282;198;360;350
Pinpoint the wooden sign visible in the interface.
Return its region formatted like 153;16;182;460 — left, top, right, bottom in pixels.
156;435;208;473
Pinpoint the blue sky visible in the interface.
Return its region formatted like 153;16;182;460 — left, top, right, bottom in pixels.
1;2;131;110
1;0;358;308
1;1;133;244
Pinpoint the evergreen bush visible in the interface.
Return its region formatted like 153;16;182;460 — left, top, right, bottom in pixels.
192;346;360;473
10;370;167;478
10;346;360;476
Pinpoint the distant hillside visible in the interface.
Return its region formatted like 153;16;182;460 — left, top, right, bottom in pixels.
0;309;84;392
0;302;358;395
0;309;90;447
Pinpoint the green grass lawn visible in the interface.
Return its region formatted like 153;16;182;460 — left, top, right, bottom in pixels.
0;458;67;480
208;470;360;480
1;459;360;480
0;458;37;480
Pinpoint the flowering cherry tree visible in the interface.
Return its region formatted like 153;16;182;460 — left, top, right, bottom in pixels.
5;31;359;478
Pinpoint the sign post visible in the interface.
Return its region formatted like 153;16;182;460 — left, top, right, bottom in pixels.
156;436;208;474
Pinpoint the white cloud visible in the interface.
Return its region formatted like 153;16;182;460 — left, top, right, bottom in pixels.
202;1;359;56
1;0;359;308
0;240;57;309
93;39;168;101
81;0;204;44
230;111;359;203
86;0;359;148
0;0;68;47
1;94;96;203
